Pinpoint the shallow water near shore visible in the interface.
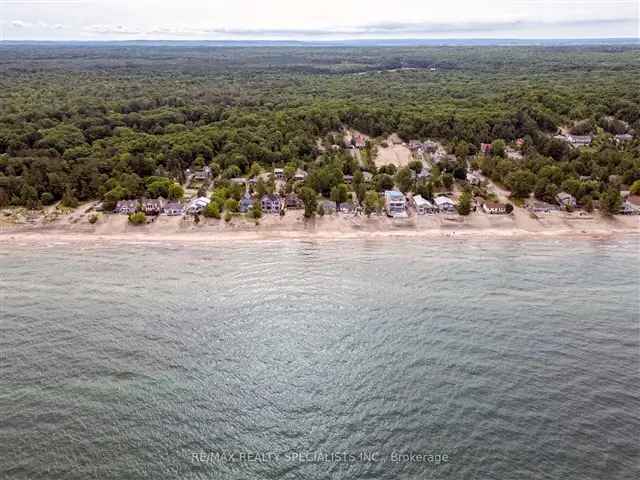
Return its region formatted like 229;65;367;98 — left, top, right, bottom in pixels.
1;238;639;479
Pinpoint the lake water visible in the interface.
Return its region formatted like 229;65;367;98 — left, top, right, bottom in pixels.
1;238;639;479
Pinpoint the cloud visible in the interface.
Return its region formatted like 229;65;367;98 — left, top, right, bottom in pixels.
84;24;142;35
10;20;33;29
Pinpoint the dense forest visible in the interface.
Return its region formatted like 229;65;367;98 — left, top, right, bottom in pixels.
0;44;638;211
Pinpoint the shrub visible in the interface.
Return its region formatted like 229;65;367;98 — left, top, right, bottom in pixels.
224;211;232;222
88;214;99;224
128;212;146;225
203;202;221;219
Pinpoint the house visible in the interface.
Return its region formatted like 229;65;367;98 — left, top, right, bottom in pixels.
434;196;456;212
384;190;407;217
186;196;210;214
230;177;247;186
506;147;523;160
615;134;633;143
408;140;424;152
261;194;282;214
114;200;138;214
480;143;493;155
141;198;165;215
362;172;374;182
417;168;431;180
567;135;593;147
163;202;184;216
339;202;355;214
274;168;285;180
556;192;577;209
321;200;337;214
526;200;558;213
354;134;367;149
344;175;354;184
466;172;482;186
413;195;437;214
293;169;307;181
192;166;212;181
622;195;640;214
483;202;508;214
423;141;438;153
239;194;253;214
516;138;525;147
285;193;304;210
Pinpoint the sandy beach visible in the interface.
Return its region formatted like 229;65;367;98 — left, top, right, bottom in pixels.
1;205;638;245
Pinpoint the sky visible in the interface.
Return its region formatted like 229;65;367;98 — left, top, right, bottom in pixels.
0;0;638;41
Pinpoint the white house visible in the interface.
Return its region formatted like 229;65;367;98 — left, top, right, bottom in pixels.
556;192;577;209
384;190;407;217
483;202;508;214
622;195;640;214
413;195;437;214
186;197;210;214
434;196;456;212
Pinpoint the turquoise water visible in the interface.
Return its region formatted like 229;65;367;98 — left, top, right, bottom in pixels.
1;238;639;479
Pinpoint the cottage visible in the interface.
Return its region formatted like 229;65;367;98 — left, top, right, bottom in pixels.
506;147;523;160
622;195;640;215
274;168;285;180
434;196;456;212
163;202;184;216
339;202;355;214
526;200;558;213
483;202;508;214
408;140;423;152
354;134;367;149
239;194;254;214
344;175;354;184
186;196;211;214
321;200;337;214
413;195;437;214
293;169;308;181
114;200;138;215
423;141;438;153
141;198;165;215
466;172;482;186
516;138;525;147
285;193;304;210
362;172;374;182
567;135;593;147
261;194;282;214
556;192;577;209
417;168;431;180
615;134;633;143
192;166;212;181
230;177;247;186
480;143;493;155
384;190;407;217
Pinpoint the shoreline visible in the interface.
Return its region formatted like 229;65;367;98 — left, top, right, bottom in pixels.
1;222;638;246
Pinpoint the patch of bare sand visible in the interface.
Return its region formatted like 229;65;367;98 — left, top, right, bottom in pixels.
375;142;413;168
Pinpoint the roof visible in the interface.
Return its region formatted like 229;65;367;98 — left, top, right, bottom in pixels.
413;195;434;208
434;196;455;206
385;190;405;200
557;191;575;200
627;195;640;206
485;202;506;209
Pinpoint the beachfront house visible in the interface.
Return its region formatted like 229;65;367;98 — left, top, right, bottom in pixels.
239;194;253;214
163;201;184;216
285;193;304;210
339;202;355;214
434;196;456;213
114;200;138;215
261;194;282;214
622;195;640;215
526;199;557;213
483;202;508;215
556;192;577;209
384;190;407;217
186;196;210;215
141;198;165;215
413;195;437;215
321;200;336;214
274;168;285;180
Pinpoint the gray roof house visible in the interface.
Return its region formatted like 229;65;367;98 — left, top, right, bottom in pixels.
556;192;577;209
